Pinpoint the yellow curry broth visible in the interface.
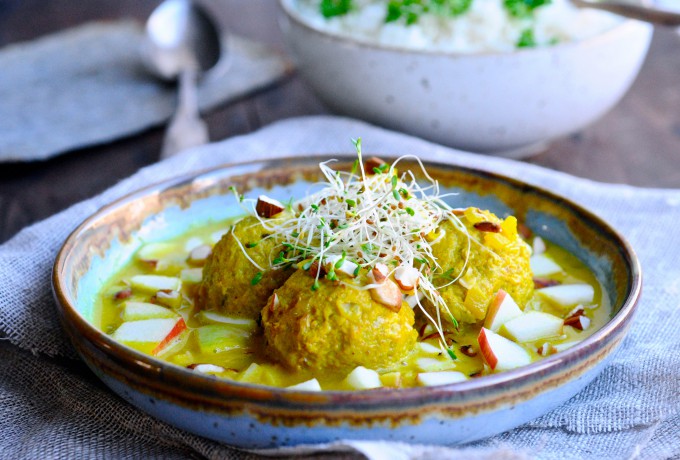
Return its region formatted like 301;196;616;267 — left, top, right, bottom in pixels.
96;217;610;391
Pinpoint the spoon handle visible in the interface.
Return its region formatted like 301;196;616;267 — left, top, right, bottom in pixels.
571;0;680;26
161;68;209;159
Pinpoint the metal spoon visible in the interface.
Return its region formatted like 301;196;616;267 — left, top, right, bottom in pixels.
143;0;222;159
571;0;680;27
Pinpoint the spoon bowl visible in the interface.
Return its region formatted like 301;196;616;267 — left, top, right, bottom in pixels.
143;0;223;158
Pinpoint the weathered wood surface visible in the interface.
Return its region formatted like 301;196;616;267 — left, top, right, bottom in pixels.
1;0;679;243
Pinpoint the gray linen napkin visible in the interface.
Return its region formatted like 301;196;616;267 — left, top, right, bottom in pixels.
0;20;292;162
1;116;678;459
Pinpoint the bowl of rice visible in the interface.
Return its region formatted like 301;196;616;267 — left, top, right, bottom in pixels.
278;0;652;157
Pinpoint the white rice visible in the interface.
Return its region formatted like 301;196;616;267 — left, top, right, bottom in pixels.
292;0;624;53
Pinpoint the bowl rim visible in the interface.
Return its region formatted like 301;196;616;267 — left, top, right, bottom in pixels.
53;154;642;407
278;0;646;58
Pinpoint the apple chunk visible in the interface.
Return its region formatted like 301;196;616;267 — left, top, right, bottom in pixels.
287;378;322;391
500;311;563;343
478;327;531;371
130;275;182;293
530;254;562;277
417;371;467;386
111;317;186;355
345;366;382;390
484;289;523;332
122;301;178;321
536;284;594;309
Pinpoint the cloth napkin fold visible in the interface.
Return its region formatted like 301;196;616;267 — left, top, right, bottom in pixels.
0;20;292;162
1;116;678;459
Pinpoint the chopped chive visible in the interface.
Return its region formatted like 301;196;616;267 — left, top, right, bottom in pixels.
447;348;457;361
250;272;263;286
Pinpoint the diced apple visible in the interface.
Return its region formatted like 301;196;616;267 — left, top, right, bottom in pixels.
405;291;425;309
500;311;563;343
122;301;178;321
478;327;531;371
196;311;257;331
130;275;181;293
152;290;182;309
416;357;452;372
417;371;467;386
532;236;547;255
530;254;563;277
345;366;382;390
187;245;212;266
188;363;226;374
184;237;204;252
553;340;580;352
418;342;442;355
537;284;594;309
484;289;523;332
111;317;186;355
195;324;250;354
239;363;263;383
151;318;187;355
136;242;174;263
380;372;402;388
180;268;203;284
287;378;322;391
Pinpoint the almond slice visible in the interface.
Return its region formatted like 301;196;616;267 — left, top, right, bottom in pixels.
370;263;389;284
255;195;285;218
364;157;386;175
369;278;403;312
473;221;501;233
394;266;420;291
564;314;591;331
114;287;132;300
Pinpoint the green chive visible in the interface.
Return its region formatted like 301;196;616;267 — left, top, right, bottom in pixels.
447;348;457;361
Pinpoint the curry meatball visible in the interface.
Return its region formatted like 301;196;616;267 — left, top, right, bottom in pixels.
196;216;292;318
429;208;533;325
261;270;418;374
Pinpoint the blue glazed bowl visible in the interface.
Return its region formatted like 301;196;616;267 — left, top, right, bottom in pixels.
53;156;641;448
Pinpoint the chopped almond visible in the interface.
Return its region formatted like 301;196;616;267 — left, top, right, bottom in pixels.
564;314;591;331
369;278;403;312
255;195;285;218
537;343;557;356
474;221;501;233
114;287;132;300
460;345;478;357
364;157;386;175
394;266;420;291
533;277;561;289
370;263;389;284
267;293;280;313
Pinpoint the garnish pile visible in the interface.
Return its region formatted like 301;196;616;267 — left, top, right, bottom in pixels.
234;139;470;357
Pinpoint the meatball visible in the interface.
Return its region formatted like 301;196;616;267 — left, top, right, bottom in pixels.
261;270;418;374
195;216;292;318
429;208;533;325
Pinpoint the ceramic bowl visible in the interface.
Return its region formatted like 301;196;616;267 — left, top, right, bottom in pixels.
278;0;652;158
53;156;641;449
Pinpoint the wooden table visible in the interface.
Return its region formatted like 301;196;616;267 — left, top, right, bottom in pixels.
1;0;679;244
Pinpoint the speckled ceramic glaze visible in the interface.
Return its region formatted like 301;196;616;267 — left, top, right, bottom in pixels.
53;156;641;449
278;0;652;157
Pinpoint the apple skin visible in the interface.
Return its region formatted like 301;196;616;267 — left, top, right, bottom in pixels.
484;289;523;332
152;318;187;355
478;327;531;371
